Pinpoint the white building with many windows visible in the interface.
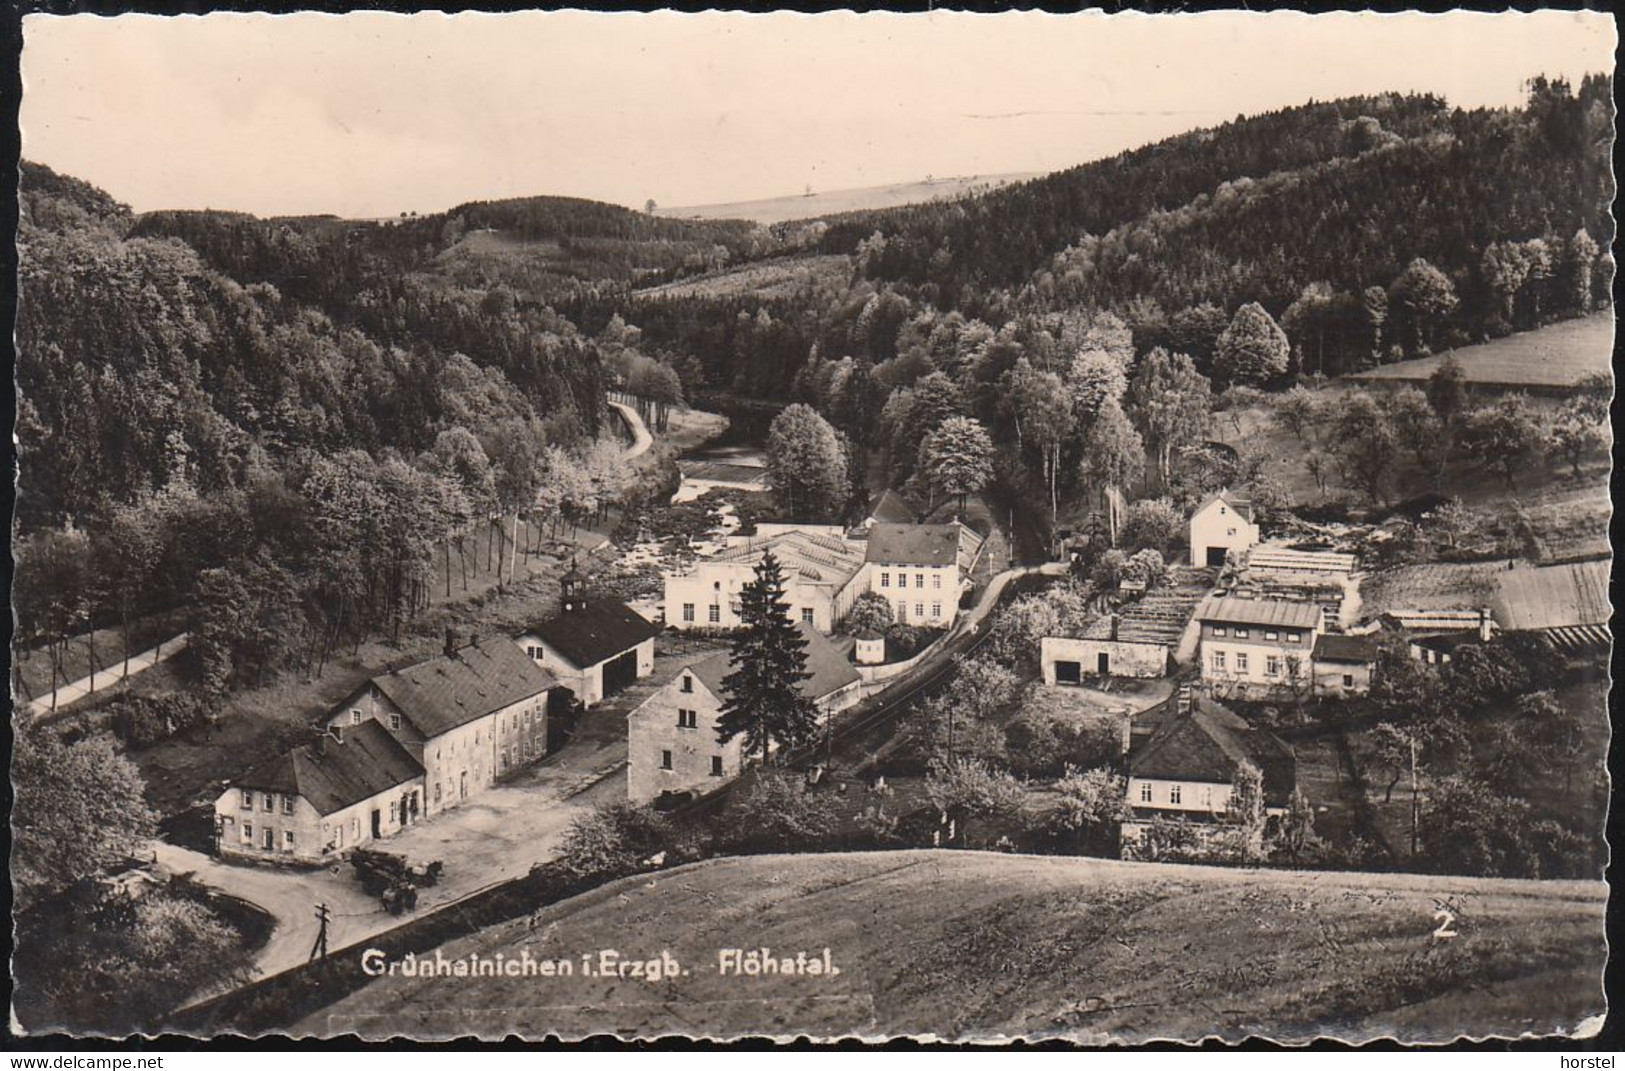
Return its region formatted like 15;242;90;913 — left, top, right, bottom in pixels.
663;530;869;634
863;522;984;628
1195;595;1322;698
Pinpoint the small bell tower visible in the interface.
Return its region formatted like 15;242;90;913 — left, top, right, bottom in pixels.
560;558;587;613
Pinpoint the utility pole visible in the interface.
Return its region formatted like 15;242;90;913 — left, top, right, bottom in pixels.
311;902;331;962
1409;736;1420;857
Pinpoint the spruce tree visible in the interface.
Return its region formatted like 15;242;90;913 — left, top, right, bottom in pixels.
715;551;819;762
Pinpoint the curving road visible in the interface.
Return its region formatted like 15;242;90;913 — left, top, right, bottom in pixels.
608;399;654;459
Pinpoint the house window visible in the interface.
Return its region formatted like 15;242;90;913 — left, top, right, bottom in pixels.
681;675;693;693
915;574;924;588
434;782;442;803
1235;652;1250;673
931;603;942;619
1226;527;1237;537
896;600;907;618
933;574;942;589
1235;628;1250;639
351;818;360;839
801;607;815;624
262;828;275;851
284;830;295;850
1212;651;1226;671
1266;656;1281;677
335;824;345;849
677;709;697;729
390;802;398;824
527;645;542;660
710;756;724;777
915;603;924;619
242;821;253;844
661;750;673;771
1265;630;1279;641
389;713;402;732
1139;782;1152;803
708;604;721;624
1287;632;1302;643
880;572;890;588
1213;626;1227;637
262;793;274;812
1169;785;1182;805
351;710;362;725
682;603;695;623
1343;674;1355;688
282;794;295;815
241;790;253;810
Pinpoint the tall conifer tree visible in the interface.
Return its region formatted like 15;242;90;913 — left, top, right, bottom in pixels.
715;552;819;762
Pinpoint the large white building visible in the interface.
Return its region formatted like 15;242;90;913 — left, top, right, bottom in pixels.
863;522;984;628
626;622;862;805
663;530;869;634
320;634;556;819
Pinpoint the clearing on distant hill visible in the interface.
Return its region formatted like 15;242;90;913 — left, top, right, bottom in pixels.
305;850;1605;1042
1347;314;1614;392
659;173;1040;225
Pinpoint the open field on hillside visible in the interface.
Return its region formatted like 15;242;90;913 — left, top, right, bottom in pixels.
307;850;1605;1043
1348;314;1613;389
635;254;853;302
658;172;1039;224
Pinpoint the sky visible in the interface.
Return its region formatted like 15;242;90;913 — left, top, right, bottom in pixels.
19;10;1616;219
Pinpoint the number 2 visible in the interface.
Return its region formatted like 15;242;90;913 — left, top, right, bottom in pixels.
1431;908;1458;940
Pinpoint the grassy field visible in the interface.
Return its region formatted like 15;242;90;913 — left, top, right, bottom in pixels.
657;172;1039;225
1348;314;1613;389
305;849;1606;1043
635;254;853;302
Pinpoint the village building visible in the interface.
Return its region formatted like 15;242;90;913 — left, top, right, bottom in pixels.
517;570;660;706
1195;595;1322;698
1310;633;1379;696
863;521;985;628
1122;695;1296;849
663;529;868;634
215;720;426;864
626;622;862;805
1041;614;1170;683
1188;490;1259;568
1231;543;1359;631
323;634;555;818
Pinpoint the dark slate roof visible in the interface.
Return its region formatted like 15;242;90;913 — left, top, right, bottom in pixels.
864;522;980;568
525;599;661;670
867;488;920;525
1312;634;1379;664
1195;595;1322;631
688;621;861;703
1130;697;1295;807
373;639;555;739
235;721;424;817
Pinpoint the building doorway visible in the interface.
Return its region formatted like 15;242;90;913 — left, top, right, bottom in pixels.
1097;652;1111;675
371;809;381;839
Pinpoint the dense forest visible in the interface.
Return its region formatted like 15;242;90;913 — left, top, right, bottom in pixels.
14;75;1613;712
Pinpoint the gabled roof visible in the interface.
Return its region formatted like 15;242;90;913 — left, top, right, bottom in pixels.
864;522;982;569
685;621;860;704
1193;489;1254;524
524;599;662;671
373;640;555;739
1195;595;1322;631
866;488;920;525
1312;634;1379;664
1488;560;1611;632
709;530;867;589
1130;697;1295;806
234;720;423;817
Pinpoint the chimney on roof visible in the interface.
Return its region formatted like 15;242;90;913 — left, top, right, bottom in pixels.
444;627;458;659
